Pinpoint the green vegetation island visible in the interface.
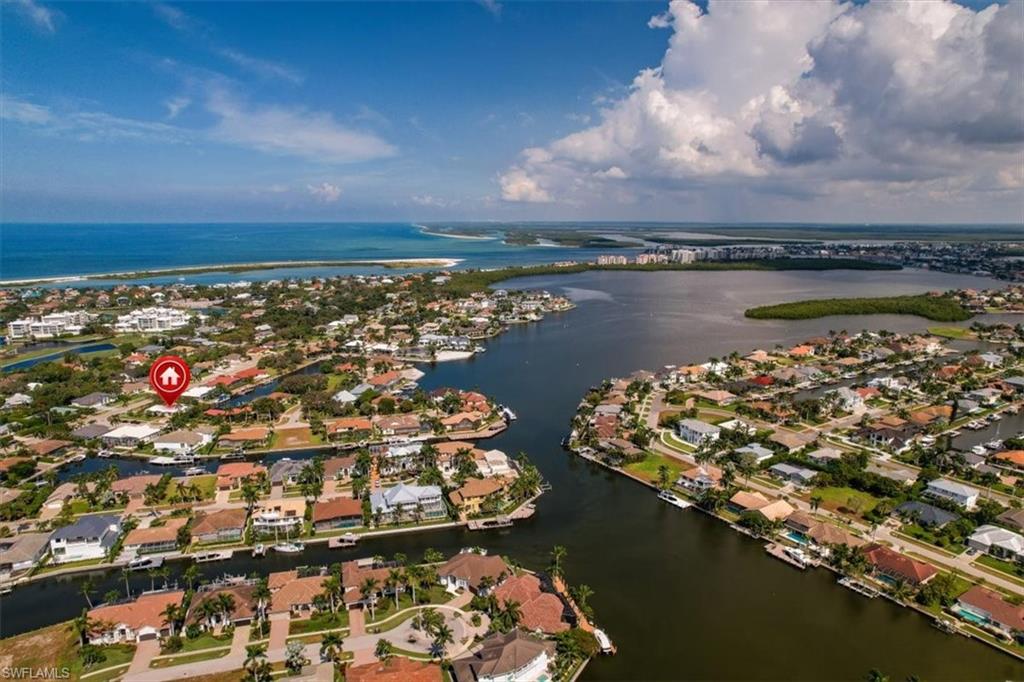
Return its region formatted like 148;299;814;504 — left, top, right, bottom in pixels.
744;294;973;322
444;258;900;296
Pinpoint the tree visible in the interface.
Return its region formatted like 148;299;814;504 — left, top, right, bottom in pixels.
430;623;454;660
360;577;380;619
374;638;394;662
252;579;271;624
69;609;95;648
80;575;95;609
405;563;425;604
183;563;200;592
549;545;567;580
495;600;522;633
320;631;344;663
321;575;343;613
572;584;594;620
423;547;444;564
161;603;182;637
387;569;404;610
244;644;272;682
285;640;309;674
657;464;672;491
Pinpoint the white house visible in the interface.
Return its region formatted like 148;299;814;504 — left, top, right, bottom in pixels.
369;483;445;523
675;419;721;447
925;478;980;510
101;424;161;448
968;525;1024;563
49;514;122;564
153;430;211;455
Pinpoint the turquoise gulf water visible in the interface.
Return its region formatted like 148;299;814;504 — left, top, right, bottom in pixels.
0;223;624;283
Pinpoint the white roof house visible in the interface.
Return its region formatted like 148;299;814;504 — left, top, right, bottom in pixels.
925;478;980;510
969;525;1024;562
101;424;161;446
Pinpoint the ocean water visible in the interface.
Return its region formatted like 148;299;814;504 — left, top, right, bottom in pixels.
0;223;625;283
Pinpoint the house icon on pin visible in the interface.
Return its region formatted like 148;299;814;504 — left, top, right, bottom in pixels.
159;365;181;388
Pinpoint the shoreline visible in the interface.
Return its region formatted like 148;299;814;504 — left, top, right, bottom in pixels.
414;224;497;241
0;258;464;287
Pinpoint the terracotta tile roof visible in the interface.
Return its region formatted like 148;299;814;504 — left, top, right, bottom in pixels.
493;574;568;634
191;508;248;536
187;584;257;624
863;543;937;585
959;585;1024;631
313;497;363;523
268;570;298;590
449;477;507;506
270;575;326;613
111;475;163;497
88;591;184;633
124;518;187;546
346;657;442;682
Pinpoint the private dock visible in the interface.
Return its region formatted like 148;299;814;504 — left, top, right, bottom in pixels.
765;542;809;570
838;576;881;598
328;533;359;549
467;516;514;531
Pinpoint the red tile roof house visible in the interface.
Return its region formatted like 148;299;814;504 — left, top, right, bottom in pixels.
346;657;442;682
862;543;938;586
438;552;510;595
956;585;1024;636
215;462;267;490
186;584;257;630
270;574;328;616
312;497;364;532
493;573;569;634
87;590;185;644
191;508;248;544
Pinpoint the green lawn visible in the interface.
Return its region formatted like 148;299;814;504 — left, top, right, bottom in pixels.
177;630;232;653
288;610;349;635
660;431;696;454
810;486;881;516
927;326;975;340
623;451;689;485
150;647;230;668
975;554;1024;580
164;475;217;502
898;524;967;554
367;585;450;623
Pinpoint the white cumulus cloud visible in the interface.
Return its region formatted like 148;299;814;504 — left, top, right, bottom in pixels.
307;182;342;203
499;0;1024;220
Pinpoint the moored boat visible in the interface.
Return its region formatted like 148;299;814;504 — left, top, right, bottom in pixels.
328;534;359;549
657;490;691;509
127;556;165;571
194;550;233;563
273;541;304;554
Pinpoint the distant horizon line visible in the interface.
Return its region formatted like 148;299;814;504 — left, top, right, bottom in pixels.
2;220;1022;228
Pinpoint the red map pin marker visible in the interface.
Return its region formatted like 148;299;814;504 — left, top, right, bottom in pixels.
149;355;191;406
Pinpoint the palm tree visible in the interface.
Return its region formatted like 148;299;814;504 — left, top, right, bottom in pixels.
217;592;237;625
121;568;132;599
374;638;394;662
387;569;404;610
549;545;567;581
183;563;200;591
656;464;671;491
80;575;95;608
420;606;445;636
321;575;343;613
69;609;95;647
430;623;454;660
161;603;181;637
244;643;272;682
405;564;425;605
497;600;522;632
810;495;823;512
252;579;271;625
319;631;344;663
360;577;380;619
573;584;594;619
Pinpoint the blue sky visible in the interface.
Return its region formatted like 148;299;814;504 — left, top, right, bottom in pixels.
3;1;1021;223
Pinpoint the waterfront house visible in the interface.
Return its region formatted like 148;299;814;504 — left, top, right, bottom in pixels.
268;458;306;486
493;573;570;634
895;501;958;528
325;417;372;439
768;463;818;486
806;447;843;464
968;525;1024;563
452;630;555;682
475;449;514;478
997;508;1024;532
369;482;446;524
87;590;184;643
186;584;256;629
340;560;393;608
0;532;50;579
49;514;122;564
219;427;271;448
71;424;112;441
677;465;722;493
769;429;818;454
323;454;359;481
270;574;328;615
373;414;424;437
751;499;795;522
312;497;364;532
449;477;509;516
675;419;721;447
346;658;442;682
153;430;211;456
441;412;484;432
786;512;864;548
439;552;510;594
191;508;247;544
101;424;160;448
123;518;186;555
862;544;937;586
924;478;980;510
728;490;769;514
215;462;267;490
252;499;306;535
956;585;1024;636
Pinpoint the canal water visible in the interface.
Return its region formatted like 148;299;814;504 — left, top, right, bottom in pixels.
4;268;1023;681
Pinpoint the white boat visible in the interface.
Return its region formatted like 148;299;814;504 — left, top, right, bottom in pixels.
593;628;615;654
194;550;233;563
127;556;164;571
657;490;691;509
783;546;809;568
97;449;114;458
151;455;193;466
183;466;206;476
68;454;87;463
986;439;1004;450
328;534;359;549
499;405;517;422
273;542;304;554
971;445;988;456
252;544;266;557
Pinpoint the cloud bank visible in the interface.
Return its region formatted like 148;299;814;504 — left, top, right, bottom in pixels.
500;0;1024;220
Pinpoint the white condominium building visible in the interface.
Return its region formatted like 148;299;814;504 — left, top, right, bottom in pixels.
7;311;95;340
114;307;194;333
